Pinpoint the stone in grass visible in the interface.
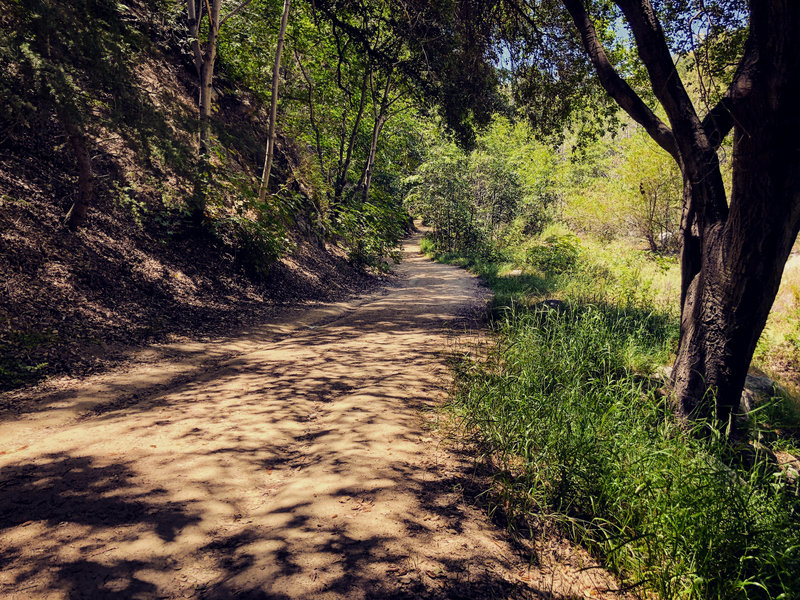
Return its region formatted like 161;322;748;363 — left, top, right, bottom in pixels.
654;366;785;416
740;373;788;415
533;299;567;312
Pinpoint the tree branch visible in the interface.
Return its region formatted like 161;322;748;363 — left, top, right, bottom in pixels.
613;1;705;148
700;25;758;149
219;0;253;28
293;47;326;179
561;0;678;160
504;0;543;40
204;0;214;28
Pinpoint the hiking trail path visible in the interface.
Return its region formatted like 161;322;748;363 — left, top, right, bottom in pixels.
0;232;623;599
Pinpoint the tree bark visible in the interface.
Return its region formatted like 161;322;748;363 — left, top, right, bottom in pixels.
198;41;216;155
259;0;291;201
562;0;800;430
360;114;387;201
671;1;800;425
189;0;252;153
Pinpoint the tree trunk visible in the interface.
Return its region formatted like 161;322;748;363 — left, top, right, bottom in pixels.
358;71;393;201
564;0;800;433
186;0;253;225
335;69;369;203
360;115;386;201
672;17;800;425
259;0;291;201
187;0;202;72
198;43;216;155
63;117;93;231
186;0;219;227
190;41;217;228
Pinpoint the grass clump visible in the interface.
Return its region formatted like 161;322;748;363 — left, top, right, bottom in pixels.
440;233;800;600
0;329;57;390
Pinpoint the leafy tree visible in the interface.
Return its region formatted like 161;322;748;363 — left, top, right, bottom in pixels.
423;0;800;429
477;117;559;243
216;0;425;264
185;0;254;154
617;128;682;253
406;121;545;258
560;125;682;250
562;1;799;428
405;142;478;254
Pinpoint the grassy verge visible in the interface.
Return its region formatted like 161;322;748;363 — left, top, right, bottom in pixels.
425;234;800;600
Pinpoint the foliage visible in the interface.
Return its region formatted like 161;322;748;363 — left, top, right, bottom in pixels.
525;233;580;275
215;0;424;267
0;329;56;390
444;242;800;599
557;124;683;252
406;118;557;259
404;141;482;255
331;190;406;270
0;0;143;132
201;147;291;277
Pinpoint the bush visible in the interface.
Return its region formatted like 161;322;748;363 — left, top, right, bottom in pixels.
224;215;285;278
525;233;581;275
332;191;406;271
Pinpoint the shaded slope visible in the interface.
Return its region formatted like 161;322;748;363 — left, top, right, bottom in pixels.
0;0;379;389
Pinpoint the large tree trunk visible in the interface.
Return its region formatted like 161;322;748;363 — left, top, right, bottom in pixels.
564;0;800;433
672;10;800;424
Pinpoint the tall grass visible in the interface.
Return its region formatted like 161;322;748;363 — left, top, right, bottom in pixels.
437;234;800;599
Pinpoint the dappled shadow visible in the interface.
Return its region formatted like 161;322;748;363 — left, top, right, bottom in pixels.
0;453;199;540
0;248;601;599
0;453;202;598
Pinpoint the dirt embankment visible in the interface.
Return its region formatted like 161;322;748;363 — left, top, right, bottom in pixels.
0;0;381;391
0;233;628;600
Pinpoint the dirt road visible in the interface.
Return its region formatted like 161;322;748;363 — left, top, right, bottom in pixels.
0;233;619;599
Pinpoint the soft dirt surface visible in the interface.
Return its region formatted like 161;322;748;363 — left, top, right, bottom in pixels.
0;233;625;600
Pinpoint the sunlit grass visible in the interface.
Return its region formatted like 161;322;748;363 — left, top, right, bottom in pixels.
431;231;800;600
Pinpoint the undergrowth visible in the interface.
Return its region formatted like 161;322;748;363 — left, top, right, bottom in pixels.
428;233;800;599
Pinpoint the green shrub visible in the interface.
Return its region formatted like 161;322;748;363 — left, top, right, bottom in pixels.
419;235;436;255
332;191;406;270
221;214;285;278
525;233;581;275
0;329;57;390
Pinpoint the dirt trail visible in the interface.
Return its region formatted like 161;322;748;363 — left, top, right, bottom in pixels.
0;233;621;600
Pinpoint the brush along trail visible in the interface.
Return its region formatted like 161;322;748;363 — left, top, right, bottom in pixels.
0;232;625;600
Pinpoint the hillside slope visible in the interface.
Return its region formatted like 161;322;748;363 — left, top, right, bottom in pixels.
0;0;385;389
